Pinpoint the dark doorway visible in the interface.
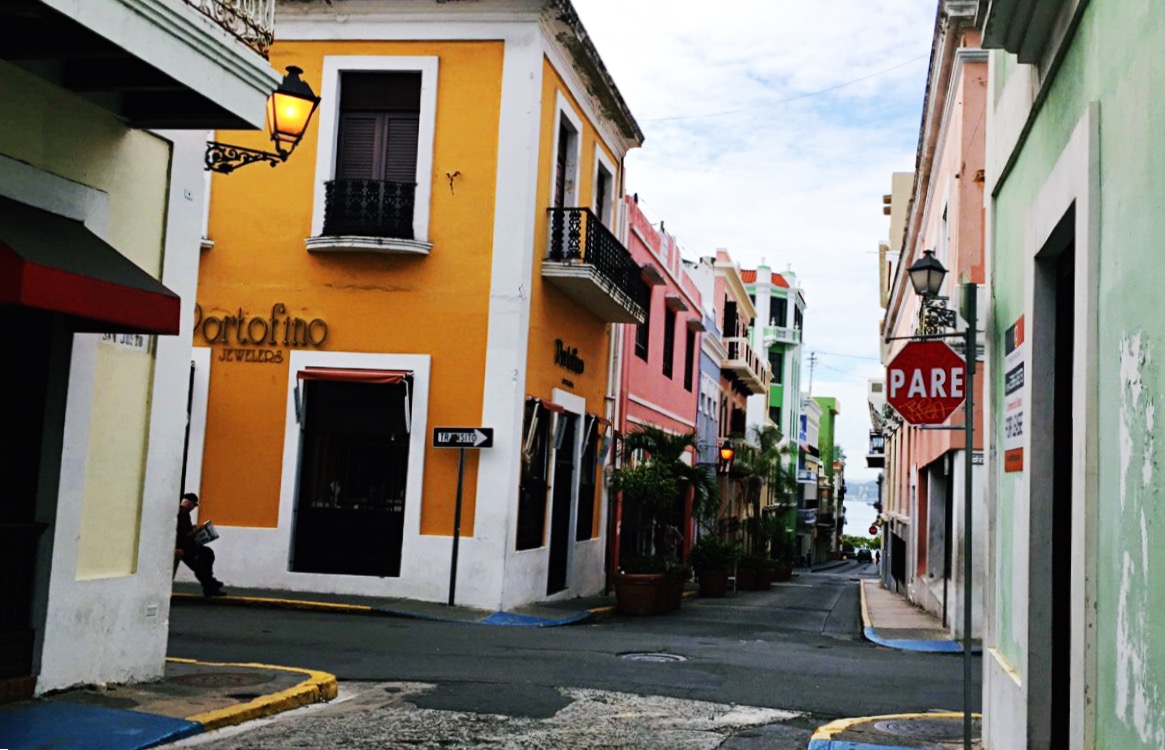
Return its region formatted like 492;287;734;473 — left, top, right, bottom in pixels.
890;533;907;592
547;414;576;595
0;309;61;700
1049;242;1075;748
292;378;412;577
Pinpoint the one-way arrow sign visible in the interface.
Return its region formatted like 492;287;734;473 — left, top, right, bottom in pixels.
432;427;494;449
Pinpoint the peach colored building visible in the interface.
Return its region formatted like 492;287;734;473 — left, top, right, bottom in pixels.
878;22;986;638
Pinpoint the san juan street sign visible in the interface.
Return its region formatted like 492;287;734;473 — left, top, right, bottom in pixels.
432;427;493;449
886;341;967;425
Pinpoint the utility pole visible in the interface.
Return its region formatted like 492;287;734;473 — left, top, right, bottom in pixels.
807;352;818;395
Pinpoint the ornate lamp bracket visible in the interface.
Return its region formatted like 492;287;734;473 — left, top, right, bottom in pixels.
204;142;289;174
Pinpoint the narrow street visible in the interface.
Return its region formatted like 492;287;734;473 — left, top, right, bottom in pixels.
167;564;978;748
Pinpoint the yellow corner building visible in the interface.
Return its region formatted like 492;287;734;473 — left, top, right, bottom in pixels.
188;0;645;609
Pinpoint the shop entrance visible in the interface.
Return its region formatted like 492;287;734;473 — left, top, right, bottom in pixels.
546;413;576;595
292;376;412;578
0;309;60;701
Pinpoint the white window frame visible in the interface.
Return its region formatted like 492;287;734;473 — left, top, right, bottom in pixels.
278;350;431;582
550;91;583;209
593;145;617;228
309;56;439;244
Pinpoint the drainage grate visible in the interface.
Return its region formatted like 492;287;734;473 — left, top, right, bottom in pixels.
618;652;687;663
873;718;968;742
169;672;274;688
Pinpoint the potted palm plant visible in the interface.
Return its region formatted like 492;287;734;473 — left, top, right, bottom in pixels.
609;426;714;615
689;533;740;597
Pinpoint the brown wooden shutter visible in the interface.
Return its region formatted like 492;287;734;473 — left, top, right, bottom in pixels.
336;113;381;180
384;115;420;184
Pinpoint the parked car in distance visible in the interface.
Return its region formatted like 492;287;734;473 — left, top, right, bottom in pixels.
856;548;874;563
841;545;856;560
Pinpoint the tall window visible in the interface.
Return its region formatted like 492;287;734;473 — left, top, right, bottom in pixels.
683;328;695;391
635;289;652;361
327;72;422;239
575;418;600;541
723;299;738;338
517;401;551;550
594;162;614;227
771;297;788;327
769;350;784;385
794;305;803;331
662;307;676;378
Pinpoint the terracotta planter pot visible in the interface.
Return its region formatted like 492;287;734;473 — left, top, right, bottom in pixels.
756;568;774;590
696;569;729;598
736;567;758;591
773;565;793;582
614;573;669;616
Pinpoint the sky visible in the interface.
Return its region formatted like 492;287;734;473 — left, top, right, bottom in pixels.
572;0;938;482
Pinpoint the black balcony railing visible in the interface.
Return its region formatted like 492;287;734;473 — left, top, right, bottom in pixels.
547;207;649;314
322;179;416;239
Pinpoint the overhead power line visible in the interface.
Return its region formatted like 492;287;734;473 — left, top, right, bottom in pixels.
644;53;930;123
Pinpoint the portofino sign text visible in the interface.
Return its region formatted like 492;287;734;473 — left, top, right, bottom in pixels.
195;303;328;364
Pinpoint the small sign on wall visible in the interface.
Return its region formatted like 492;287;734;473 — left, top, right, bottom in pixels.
1003;316;1025;472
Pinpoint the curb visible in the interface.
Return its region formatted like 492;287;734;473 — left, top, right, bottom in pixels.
167;657;338;732
174;592;599;628
858;581;982;654
808;711;979;750
586;589;699;621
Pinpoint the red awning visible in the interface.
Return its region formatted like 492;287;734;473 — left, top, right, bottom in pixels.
0;196;181;334
297;367;409;384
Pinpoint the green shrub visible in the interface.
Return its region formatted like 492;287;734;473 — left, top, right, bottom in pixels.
689;534;741;572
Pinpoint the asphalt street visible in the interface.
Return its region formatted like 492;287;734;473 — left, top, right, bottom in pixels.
168;561;979;748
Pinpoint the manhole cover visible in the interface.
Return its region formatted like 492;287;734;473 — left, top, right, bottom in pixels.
873;718;967;742
618;652;687;663
169;671;274;688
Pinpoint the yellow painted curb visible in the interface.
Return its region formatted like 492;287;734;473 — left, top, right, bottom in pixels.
681;590;699;601
167;657;338;731
859;579;872;629
173;592;374;615
811;712;982;741
588;605;616;620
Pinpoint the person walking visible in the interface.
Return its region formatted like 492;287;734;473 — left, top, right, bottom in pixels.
176;492;225;596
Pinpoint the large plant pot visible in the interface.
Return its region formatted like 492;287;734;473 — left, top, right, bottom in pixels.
773;564;793;582
614;573;669;616
756;568;774;590
696;569;729;598
736;567;758;591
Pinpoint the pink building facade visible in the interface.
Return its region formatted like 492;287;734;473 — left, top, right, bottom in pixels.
612;195;703;571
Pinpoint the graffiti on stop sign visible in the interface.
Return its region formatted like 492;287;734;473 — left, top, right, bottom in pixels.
885;341;968;425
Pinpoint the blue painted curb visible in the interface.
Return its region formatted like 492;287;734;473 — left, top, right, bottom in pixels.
0;701;203;750
370;605;593;627
862;626;983;654
808;740;941;750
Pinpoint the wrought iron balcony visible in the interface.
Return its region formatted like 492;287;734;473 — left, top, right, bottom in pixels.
182;0;275;58
722;337;771;395
322;179;416;240
544;208;648;324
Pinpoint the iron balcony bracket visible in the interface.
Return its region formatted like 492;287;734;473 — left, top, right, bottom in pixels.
205;141;288;173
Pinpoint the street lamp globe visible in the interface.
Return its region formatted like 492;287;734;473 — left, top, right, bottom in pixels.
266;66;320;156
908;249;948;298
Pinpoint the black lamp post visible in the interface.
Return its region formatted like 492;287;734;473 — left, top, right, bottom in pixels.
205;66;321;174
908;249;978;750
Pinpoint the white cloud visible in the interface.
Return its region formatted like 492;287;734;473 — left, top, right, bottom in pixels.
573;0;934;479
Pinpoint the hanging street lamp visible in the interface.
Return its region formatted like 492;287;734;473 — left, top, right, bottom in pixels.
908;250;957;333
205;66;321;174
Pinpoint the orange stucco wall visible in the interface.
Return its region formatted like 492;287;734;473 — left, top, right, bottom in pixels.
196;40;504;534
525;57;620;539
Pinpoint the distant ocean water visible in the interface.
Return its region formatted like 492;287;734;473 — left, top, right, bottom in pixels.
843;497;878;539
